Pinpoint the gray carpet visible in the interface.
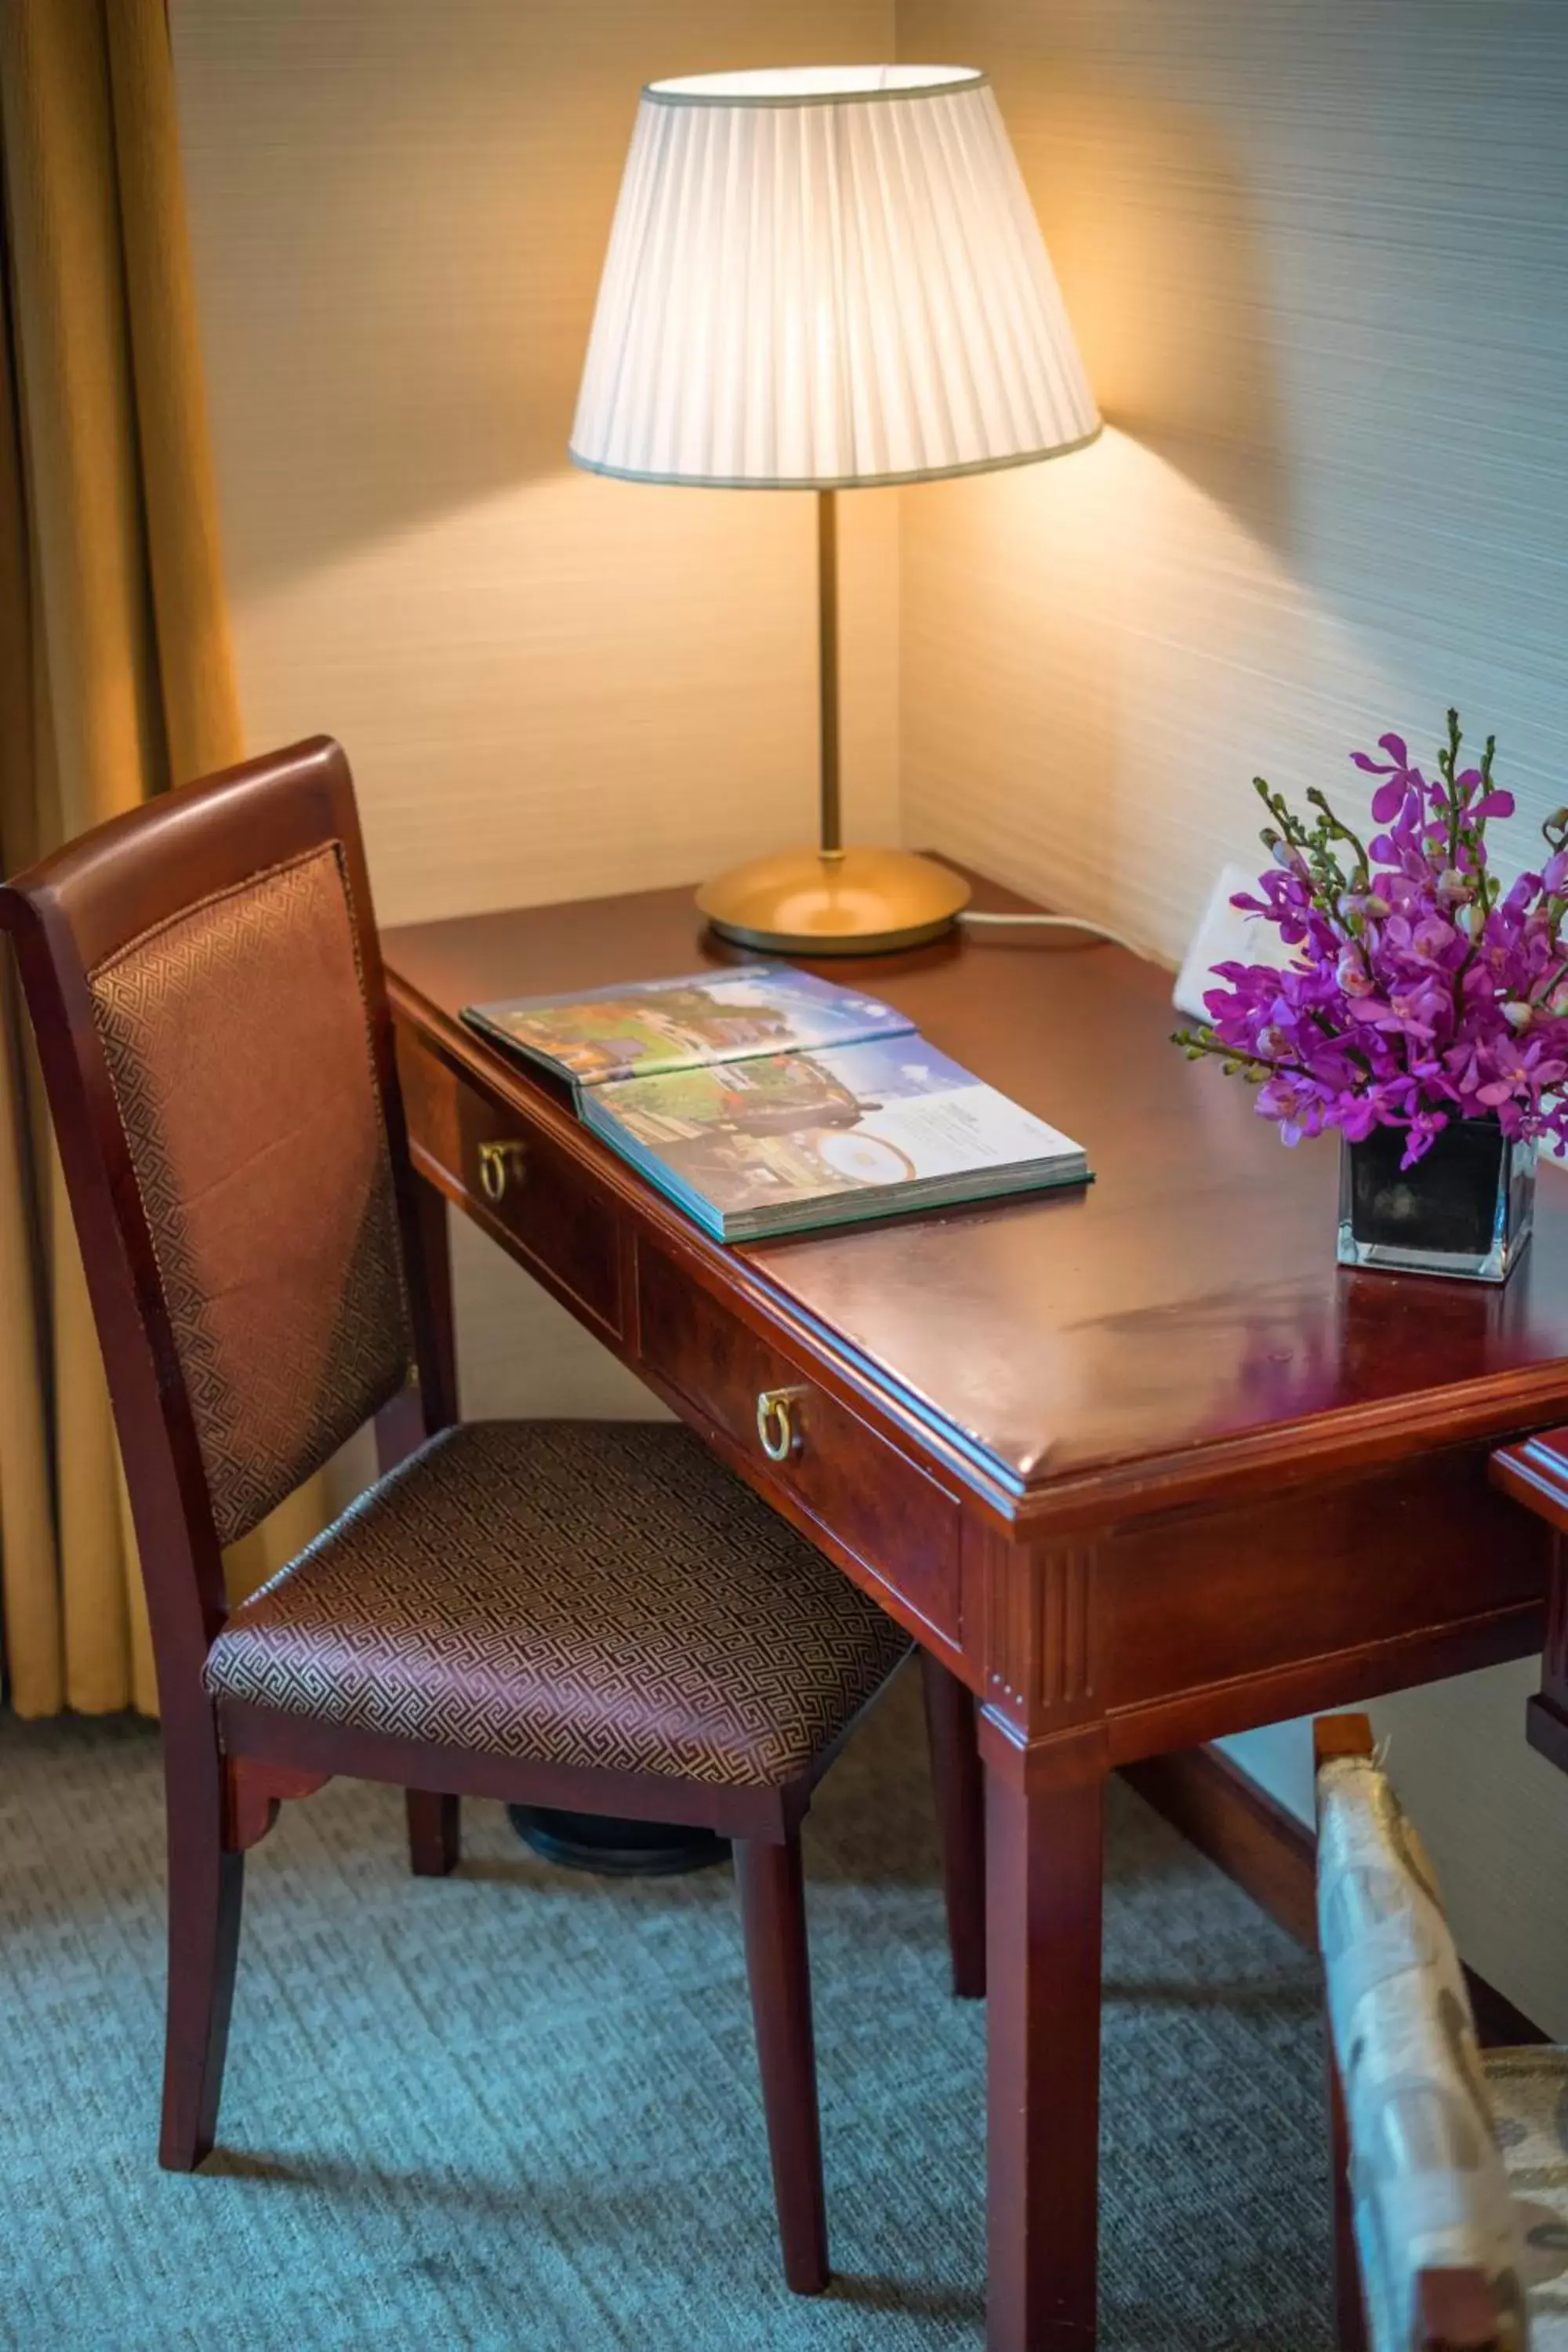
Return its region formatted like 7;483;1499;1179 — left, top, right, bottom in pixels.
0;1671;1330;2351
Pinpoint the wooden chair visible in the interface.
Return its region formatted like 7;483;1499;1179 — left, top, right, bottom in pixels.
0;737;986;2294
1313;1714;1555;2352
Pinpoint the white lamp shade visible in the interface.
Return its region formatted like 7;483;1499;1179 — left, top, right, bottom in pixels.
569;65;1099;490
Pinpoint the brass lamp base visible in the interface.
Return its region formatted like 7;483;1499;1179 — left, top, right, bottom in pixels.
696;845;970;956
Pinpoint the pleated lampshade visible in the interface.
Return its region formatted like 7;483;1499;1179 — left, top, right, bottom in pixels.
569;65;1099;490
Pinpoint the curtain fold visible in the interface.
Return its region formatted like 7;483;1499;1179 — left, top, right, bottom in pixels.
0;0;322;1719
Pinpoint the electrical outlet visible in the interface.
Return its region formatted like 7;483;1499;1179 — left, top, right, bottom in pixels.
1172;862;1295;1022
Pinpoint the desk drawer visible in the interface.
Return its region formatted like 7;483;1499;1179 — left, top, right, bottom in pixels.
397;1033;622;1338
636;1242;960;1642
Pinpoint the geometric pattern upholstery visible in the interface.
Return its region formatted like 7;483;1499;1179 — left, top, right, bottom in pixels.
204;1421;913;1788
1316;1748;1530;2352
1487;2046;1568;2351
89;846;414;1547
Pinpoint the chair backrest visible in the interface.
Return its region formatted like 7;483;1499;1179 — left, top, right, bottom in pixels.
0;738;444;1704
1314;1714;1526;2352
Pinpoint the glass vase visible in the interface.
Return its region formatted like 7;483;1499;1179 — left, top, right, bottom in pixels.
1337;1116;1536;1284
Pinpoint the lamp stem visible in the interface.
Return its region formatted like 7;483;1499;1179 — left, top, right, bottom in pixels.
816;487;842;858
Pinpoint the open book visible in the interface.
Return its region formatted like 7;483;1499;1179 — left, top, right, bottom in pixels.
462;965;1089;1243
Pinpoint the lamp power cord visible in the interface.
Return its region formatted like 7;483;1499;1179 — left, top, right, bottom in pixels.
956;907;1153;963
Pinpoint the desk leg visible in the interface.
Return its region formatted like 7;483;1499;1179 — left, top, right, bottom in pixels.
983;1715;1106;2352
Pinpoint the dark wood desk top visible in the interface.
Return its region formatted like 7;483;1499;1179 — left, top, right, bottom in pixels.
384;874;1568;1524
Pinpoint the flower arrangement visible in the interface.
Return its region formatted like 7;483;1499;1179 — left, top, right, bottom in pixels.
1174;713;1568;1169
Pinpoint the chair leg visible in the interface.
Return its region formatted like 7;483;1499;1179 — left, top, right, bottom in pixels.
159;1733;245;2172
920;1650;986;1998
407;1789;460;1877
734;1835;829;2295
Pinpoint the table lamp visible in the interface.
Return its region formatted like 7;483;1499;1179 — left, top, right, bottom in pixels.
569;64;1099;954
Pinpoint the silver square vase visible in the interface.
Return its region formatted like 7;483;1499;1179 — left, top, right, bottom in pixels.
1337;1118;1536;1284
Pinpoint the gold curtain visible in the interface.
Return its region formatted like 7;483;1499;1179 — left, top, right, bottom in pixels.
0;0;321;1719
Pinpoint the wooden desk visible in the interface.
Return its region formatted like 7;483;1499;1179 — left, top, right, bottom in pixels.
383;878;1563;2351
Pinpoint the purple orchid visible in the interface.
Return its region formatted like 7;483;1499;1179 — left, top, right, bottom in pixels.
1174;711;1568;1169
1351;732;1427;825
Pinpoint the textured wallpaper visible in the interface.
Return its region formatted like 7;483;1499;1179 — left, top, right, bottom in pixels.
901;0;1568;963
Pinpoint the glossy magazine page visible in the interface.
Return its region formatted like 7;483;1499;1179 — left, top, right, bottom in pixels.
463;964;913;1087
582;1036;1088;1240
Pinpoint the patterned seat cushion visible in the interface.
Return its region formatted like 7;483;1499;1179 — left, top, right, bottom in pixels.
1488;2046;1568;2350
204;1421;912;1788
1316;1750;1530;2352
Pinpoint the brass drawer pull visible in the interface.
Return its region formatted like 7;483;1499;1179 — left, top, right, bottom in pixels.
757;1385;808;1463
477;1138;528;1203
